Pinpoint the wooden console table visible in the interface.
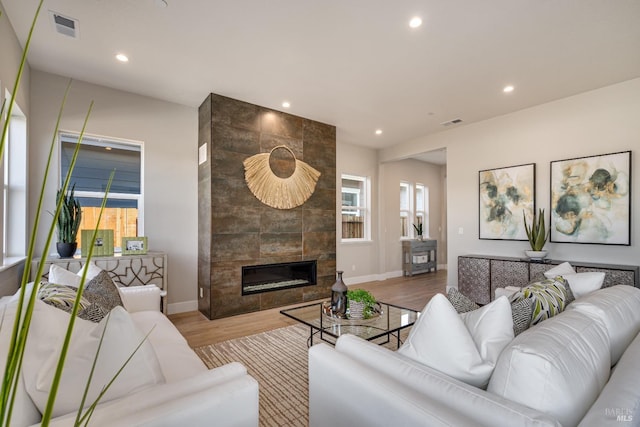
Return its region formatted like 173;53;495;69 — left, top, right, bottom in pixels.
458;254;640;305
402;240;437;276
31;251;168;313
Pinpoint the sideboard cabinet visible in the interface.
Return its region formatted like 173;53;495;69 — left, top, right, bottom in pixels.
32;251;168;313
402;240;437;276
458;254;639;305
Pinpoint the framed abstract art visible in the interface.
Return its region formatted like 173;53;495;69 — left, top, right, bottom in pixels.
479;163;535;240
550;151;631;245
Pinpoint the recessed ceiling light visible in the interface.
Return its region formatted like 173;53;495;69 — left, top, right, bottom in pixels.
409;17;422;28
115;53;129;62
503;85;515;93
154;0;168;8
375;129;383;135
282;101;291;108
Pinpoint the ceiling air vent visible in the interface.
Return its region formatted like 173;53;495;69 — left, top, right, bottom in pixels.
440;118;463;127
49;11;79;38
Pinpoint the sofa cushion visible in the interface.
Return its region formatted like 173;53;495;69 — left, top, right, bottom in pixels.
398;294;513;388
563;272;605;299
566;285;640;365
23;300;165;418
0;302;42;426
335;334;561;426
488;310;610;427
515;278;569;325
579;330;640;427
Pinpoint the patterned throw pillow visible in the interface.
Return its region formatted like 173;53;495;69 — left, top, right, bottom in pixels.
516;278;569;326
38;282;91;312
447;288;480;313
510;298;533;336
39;270;123;322
83;270;124;317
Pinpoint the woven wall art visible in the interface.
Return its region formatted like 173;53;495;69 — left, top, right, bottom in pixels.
243;145;321;209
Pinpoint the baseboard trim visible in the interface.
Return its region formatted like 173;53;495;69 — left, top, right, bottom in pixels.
168;300;198;314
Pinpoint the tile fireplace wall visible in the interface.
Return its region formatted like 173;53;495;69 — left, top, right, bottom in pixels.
198;93;336;319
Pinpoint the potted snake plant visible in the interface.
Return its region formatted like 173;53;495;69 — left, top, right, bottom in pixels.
523;208;549;260
55;184;82;258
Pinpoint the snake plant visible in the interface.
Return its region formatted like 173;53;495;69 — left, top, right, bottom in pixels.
523;208;549;251
56;184;82;243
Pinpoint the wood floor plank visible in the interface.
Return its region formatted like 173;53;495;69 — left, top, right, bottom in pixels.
169;269;447;348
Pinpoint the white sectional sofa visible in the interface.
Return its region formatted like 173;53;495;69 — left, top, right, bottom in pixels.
0;280;259;426
309;285;640;427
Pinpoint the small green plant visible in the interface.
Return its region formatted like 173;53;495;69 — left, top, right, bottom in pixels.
412;222;423;237
347;289;377;318
523;208;548;251
56;184;82;243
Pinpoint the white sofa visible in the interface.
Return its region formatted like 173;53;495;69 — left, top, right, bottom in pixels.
0;284;259;427
309;285;640;427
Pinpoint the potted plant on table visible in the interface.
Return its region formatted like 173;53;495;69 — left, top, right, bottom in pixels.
523;208;549;260
413;222;423;240
55;184;82;258
347;289;379;320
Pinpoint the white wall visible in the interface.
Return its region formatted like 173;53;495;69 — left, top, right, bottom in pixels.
29;70;198;312
0;0;29;294
381;78;640;288
378;159;445;275
336;142;380;283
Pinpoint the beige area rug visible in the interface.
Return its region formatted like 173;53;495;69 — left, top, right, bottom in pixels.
195;324;311;427
194;324;411;427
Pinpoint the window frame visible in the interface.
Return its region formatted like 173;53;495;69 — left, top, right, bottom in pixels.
399;181;412;239
58;131;145;252
340;173;370;242
2;90;27;264
415;183;429;238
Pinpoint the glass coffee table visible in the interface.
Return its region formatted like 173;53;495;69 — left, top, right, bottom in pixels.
280;301;420;348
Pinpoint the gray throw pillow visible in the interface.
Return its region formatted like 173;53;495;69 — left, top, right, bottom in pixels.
510;298;533;336
83;270;124;318
447;288;480;313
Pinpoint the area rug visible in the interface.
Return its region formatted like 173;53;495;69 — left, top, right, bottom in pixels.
194;324;412;426
195;324;311;427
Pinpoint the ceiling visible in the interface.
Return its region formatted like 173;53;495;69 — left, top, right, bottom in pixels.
3;1;640;157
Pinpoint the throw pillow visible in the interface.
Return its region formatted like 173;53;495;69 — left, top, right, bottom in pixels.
562;272;606;299
77;262;103;281
23;300;165;418
49;264;82;288
83;270;124;317
37;282;92;312
543;262;575;279
397;294;514;388
515;278;569;326
446;288;479;313
510;298;533;336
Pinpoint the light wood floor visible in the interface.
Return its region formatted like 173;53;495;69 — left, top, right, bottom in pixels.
169;269;447;348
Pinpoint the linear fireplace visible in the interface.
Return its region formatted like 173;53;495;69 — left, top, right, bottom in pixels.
242;260;317;295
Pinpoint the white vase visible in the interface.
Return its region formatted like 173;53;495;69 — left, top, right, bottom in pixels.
525;250;547;260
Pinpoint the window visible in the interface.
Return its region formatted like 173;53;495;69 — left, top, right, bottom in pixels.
60;133;143;253
2;90;27;264
400;182;411;238
400;181;429;239
341;174;369;240
415;183;429;237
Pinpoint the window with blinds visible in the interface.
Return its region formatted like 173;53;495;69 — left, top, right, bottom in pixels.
59;133;143;253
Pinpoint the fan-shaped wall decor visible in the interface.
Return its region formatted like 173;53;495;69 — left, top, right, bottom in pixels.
243;145;321;209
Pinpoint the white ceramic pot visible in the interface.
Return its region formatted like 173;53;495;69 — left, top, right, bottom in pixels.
525;250;548;260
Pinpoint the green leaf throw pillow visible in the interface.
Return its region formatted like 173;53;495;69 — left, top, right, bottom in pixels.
517;278;569;326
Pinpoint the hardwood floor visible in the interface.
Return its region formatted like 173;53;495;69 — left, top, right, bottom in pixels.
169;269;447;348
